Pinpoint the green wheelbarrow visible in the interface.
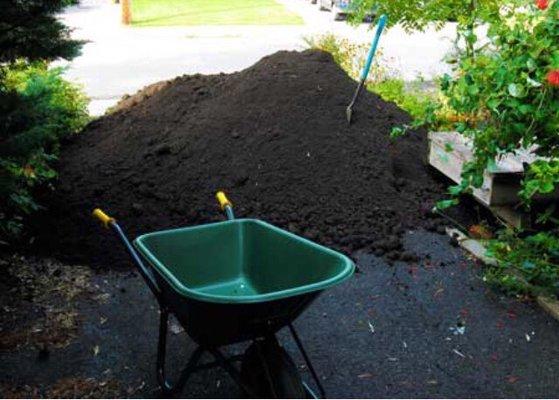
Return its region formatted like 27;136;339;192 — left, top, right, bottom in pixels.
93;192;354;398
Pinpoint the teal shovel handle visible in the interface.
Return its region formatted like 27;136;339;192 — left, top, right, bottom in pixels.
360;14;388;81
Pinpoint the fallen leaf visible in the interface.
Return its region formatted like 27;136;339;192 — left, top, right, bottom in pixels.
468;224;493;239
453;349;466;358
94;293;111;303
367;320;375;334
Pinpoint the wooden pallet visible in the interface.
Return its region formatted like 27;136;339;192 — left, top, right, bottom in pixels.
428;131;545;228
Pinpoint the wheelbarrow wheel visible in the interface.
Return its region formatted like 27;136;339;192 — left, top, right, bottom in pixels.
240;337;307;399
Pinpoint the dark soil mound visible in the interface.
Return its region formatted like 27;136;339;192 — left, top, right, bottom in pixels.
44;50;452;268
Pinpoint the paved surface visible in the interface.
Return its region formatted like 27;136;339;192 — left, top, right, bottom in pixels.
2;231;558;397
57;0;456;115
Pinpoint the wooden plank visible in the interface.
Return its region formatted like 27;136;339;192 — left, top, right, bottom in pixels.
537;296;559;322
429;131;536;175
429;131;493;205
428;131;558;228
429;131;532;228
428;131;547;207
490;205;531;230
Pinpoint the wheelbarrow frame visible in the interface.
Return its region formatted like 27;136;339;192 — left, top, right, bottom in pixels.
93;196;331;398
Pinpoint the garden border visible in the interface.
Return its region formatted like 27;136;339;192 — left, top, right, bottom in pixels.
445;227;559;322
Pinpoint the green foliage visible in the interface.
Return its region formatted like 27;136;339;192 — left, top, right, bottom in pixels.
306;34;435;121
367;79;436;121
350;0;500;30
0;0;83;63
387;0;559;297
441;3;559;197
304;34;387;81
0;63;89;241
0;0;86;243
486;230;559;296
349;0;502;57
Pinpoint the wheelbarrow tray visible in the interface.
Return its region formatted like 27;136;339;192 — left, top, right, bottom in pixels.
133;219;354;346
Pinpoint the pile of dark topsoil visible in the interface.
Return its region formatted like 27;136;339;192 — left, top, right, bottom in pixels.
42;50;455;268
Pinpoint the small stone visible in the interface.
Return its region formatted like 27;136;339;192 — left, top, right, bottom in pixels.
155;144;172;155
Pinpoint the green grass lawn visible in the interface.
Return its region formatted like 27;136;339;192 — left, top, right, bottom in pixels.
131;0;304;27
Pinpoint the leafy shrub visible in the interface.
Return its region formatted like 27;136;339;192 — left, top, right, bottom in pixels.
368;79;436;121
348;0;501;58
306;34;435;120
438;2;559;297
305;34;387;81
386;0;559;297
486;230;559;297
0;62;89;242
0;1;82;64
437;2;559;198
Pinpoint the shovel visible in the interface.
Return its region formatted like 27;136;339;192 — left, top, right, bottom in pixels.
346;14;388;124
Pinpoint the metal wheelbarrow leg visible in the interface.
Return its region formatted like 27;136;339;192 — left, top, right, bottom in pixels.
156;308;256;397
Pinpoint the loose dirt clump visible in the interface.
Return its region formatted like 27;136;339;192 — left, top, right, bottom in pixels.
42;50;453;268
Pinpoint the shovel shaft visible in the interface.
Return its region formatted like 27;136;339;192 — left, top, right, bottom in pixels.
360;14;388;81
346;14;388;124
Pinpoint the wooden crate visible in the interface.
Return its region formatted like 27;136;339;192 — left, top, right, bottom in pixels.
428;131;533;207
428;131;555;228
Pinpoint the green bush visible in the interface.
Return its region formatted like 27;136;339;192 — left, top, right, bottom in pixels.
367;79;435;121
486;230;559;297
306;34;435;120
0;62;89;242
385;1;559;298
436;2;559;297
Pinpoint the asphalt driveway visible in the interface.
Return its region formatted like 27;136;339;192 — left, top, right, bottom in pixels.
2;230;558;398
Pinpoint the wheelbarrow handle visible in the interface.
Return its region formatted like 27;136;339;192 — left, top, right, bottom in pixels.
92;208;115;228
216;191;235;220
92;208;162;301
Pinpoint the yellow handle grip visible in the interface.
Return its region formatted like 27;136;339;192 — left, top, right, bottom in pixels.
216;191;232;210
92;208;115;228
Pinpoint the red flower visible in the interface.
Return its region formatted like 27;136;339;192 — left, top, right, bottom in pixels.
547;70;559;87
536;0;549;9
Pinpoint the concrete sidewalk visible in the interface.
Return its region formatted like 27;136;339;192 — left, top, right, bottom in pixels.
57;0;456;116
